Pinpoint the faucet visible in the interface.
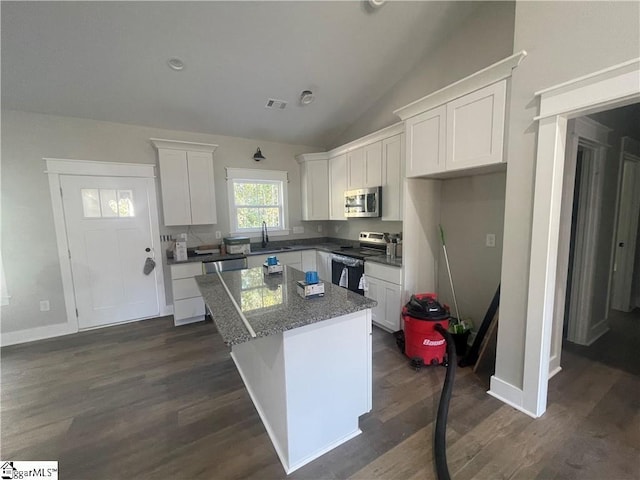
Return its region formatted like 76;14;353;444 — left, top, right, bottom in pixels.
261;221;269;248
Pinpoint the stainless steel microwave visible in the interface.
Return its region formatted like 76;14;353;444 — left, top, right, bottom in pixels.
344;187;381;218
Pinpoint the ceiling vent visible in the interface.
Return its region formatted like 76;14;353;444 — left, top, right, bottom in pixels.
265;99;287;110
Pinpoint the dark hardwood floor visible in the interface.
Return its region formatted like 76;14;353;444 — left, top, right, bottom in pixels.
1;316;638;479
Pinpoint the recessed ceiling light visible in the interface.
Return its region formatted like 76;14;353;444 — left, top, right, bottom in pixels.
167;58;185;71
300;90;314;105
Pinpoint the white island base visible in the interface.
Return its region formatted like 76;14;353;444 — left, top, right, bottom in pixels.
230;309;372;474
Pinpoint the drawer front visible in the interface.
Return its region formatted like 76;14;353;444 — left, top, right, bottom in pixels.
171;262;204;279
365;262;402;284
172;277;202;300
174;297;205;321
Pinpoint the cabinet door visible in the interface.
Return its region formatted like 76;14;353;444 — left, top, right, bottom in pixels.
329;154;347;220
446;80;506;172
187;151;217;225
382;281;402;332
301;160;329;221
405;105;446;177
381;134;404;221
158;149;192;226
316;251;332;282
347;148;365;190
363;141;382;188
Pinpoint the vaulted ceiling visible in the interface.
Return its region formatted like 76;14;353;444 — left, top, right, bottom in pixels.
1;1;481;148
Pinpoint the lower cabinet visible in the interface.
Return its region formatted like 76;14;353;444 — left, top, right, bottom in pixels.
365;262;402;332
316;251;332;282
171;262;205;326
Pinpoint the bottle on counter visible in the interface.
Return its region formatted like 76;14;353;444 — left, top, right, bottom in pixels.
220;243;226;255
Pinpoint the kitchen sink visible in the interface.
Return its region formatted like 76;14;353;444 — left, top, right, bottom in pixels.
251;246;294;254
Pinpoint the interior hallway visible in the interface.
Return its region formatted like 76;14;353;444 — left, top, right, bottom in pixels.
1;317;639;479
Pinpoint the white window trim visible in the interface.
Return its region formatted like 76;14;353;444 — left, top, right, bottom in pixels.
226;168;290;237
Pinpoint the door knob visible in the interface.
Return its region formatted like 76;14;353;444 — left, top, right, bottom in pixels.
145;247;151;252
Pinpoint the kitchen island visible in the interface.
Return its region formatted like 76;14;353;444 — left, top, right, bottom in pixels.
195;266;376;474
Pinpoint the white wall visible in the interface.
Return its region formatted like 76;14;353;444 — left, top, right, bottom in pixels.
0;110;321;335
437;172;506;328
331;1;516;148
497;0;640;389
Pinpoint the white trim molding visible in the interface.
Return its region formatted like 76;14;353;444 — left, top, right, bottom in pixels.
522;57;640;418
394;51;527;120
44;158;156;178
328;122;404;157
150;138;218;154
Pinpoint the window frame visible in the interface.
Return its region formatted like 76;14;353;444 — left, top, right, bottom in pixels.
226;168;290;236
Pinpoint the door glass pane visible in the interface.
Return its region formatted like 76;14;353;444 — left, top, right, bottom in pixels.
117;190;135;217
81;189;101;217
99;189;118;217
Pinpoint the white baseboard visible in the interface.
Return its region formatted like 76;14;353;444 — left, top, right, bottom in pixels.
173;315;205;326
1;321;76;347
161;304;174;316
548;366;563;379
488;375;538;419
586;323;609;346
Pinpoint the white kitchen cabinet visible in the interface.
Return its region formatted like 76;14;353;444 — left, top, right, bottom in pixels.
405;105;446;177
347;142;383;190
151;139;218;226
170;262;205;326
365;262;402;332
363;141;383;187
316;251;332;282
381;134;404;221
446;80;506;172
403;81;506;178
347;148;365;190
297;154;329;221
329;154;347;220
301;250;317;272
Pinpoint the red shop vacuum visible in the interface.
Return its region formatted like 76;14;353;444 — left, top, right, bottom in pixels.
401;293;450;367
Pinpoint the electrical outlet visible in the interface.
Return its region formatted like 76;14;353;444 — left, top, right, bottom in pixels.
215;231;222;239
317;225;323;233
293;226;304;234
486;233;496;247
39;300;50;312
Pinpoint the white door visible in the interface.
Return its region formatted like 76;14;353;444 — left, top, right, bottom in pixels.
612;157;640;312
61;175;160;329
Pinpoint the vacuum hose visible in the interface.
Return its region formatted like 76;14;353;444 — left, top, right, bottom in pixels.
434;323;456;480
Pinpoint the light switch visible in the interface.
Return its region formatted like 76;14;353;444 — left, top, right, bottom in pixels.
40;300;50;312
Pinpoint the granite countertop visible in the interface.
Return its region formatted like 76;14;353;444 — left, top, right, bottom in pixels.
168;239;403;268
195;265;377;346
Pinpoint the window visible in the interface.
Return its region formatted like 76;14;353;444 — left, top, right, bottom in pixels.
226;168;289;235
81;189;135;218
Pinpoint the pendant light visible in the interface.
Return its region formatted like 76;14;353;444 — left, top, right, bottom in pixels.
253;148;266;161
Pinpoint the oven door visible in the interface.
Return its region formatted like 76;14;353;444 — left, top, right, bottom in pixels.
331;255;365;295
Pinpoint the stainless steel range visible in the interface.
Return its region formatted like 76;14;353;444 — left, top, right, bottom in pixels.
331;231;388;260
330;232;388;295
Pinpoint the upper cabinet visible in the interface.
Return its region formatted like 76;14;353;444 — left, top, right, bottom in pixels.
381;134;404;221
151;139;218;226
329;153;347;220
347;141;383;190
395;51;527;179
404;81;506;178
297;153;329;221
405;105;446;177
299;123;404;222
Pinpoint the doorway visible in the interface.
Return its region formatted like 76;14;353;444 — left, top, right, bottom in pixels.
46;158;167;335
61;175;160;329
